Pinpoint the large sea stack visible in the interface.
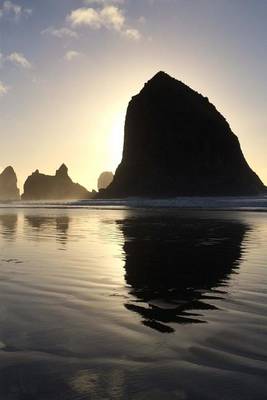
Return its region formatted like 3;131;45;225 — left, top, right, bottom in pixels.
104;71;264;197
0;166;20;200
22;164;91;200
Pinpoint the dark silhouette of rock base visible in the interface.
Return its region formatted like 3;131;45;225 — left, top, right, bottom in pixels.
103;71;264;197
22;164;91;200
0;166;20;201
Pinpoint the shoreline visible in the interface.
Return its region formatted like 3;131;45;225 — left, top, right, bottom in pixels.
0;196;266;212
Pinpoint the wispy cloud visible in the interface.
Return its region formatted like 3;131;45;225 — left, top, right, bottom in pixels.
42;26;78;39
0;81;8;96
64;50;82;61
124;28;141;41
0;1;32;20
68;7;102;29
6;52;32;69
138;16;146;24
84;0;125;4
67;4;141;40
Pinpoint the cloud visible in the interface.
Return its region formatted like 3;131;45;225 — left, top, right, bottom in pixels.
7;52;32;69
0;1;32;20
42;26;78;39
124;28;141;41
100;5;125;31
84;0;124;4
68;7;102;28
64;50;81;61
0;81;8;96
67;5;141;40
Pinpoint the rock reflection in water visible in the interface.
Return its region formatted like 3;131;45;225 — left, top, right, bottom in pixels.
0;214;18;241
25;215;70;247
119;215;249;333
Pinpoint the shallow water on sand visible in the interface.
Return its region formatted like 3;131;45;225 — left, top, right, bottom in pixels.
0;207;266;399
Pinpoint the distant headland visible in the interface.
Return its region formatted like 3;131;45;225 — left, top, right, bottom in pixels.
1;71;266;201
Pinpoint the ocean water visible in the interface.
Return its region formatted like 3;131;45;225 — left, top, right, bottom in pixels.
0;203;266;399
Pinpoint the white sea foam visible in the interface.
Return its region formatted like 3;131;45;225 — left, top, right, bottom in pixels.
0;195;267;211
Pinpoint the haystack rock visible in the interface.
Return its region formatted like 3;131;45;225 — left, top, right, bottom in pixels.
0;166;20;200
97;171;114;190
103;71;264;197
22;164;91;200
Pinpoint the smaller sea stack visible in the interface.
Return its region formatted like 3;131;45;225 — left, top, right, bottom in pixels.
97;171;114;190
22;164;91;200
0;166;20;200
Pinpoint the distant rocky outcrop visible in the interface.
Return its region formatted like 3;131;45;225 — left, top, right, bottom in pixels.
97;171;114;190
103;71;265;197
22;164;91;200
0;166;20;201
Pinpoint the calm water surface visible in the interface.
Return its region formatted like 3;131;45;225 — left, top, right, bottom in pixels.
0;207;266;399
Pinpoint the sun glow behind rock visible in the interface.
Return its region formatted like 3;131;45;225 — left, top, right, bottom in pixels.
108;110;125;172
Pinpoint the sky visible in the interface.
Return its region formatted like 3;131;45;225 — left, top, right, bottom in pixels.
0;0;266;192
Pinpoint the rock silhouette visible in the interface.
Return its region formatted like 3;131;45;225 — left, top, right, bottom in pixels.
22;164;91;200
97;171;114;190
0;166;20;201
104;71;264;197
